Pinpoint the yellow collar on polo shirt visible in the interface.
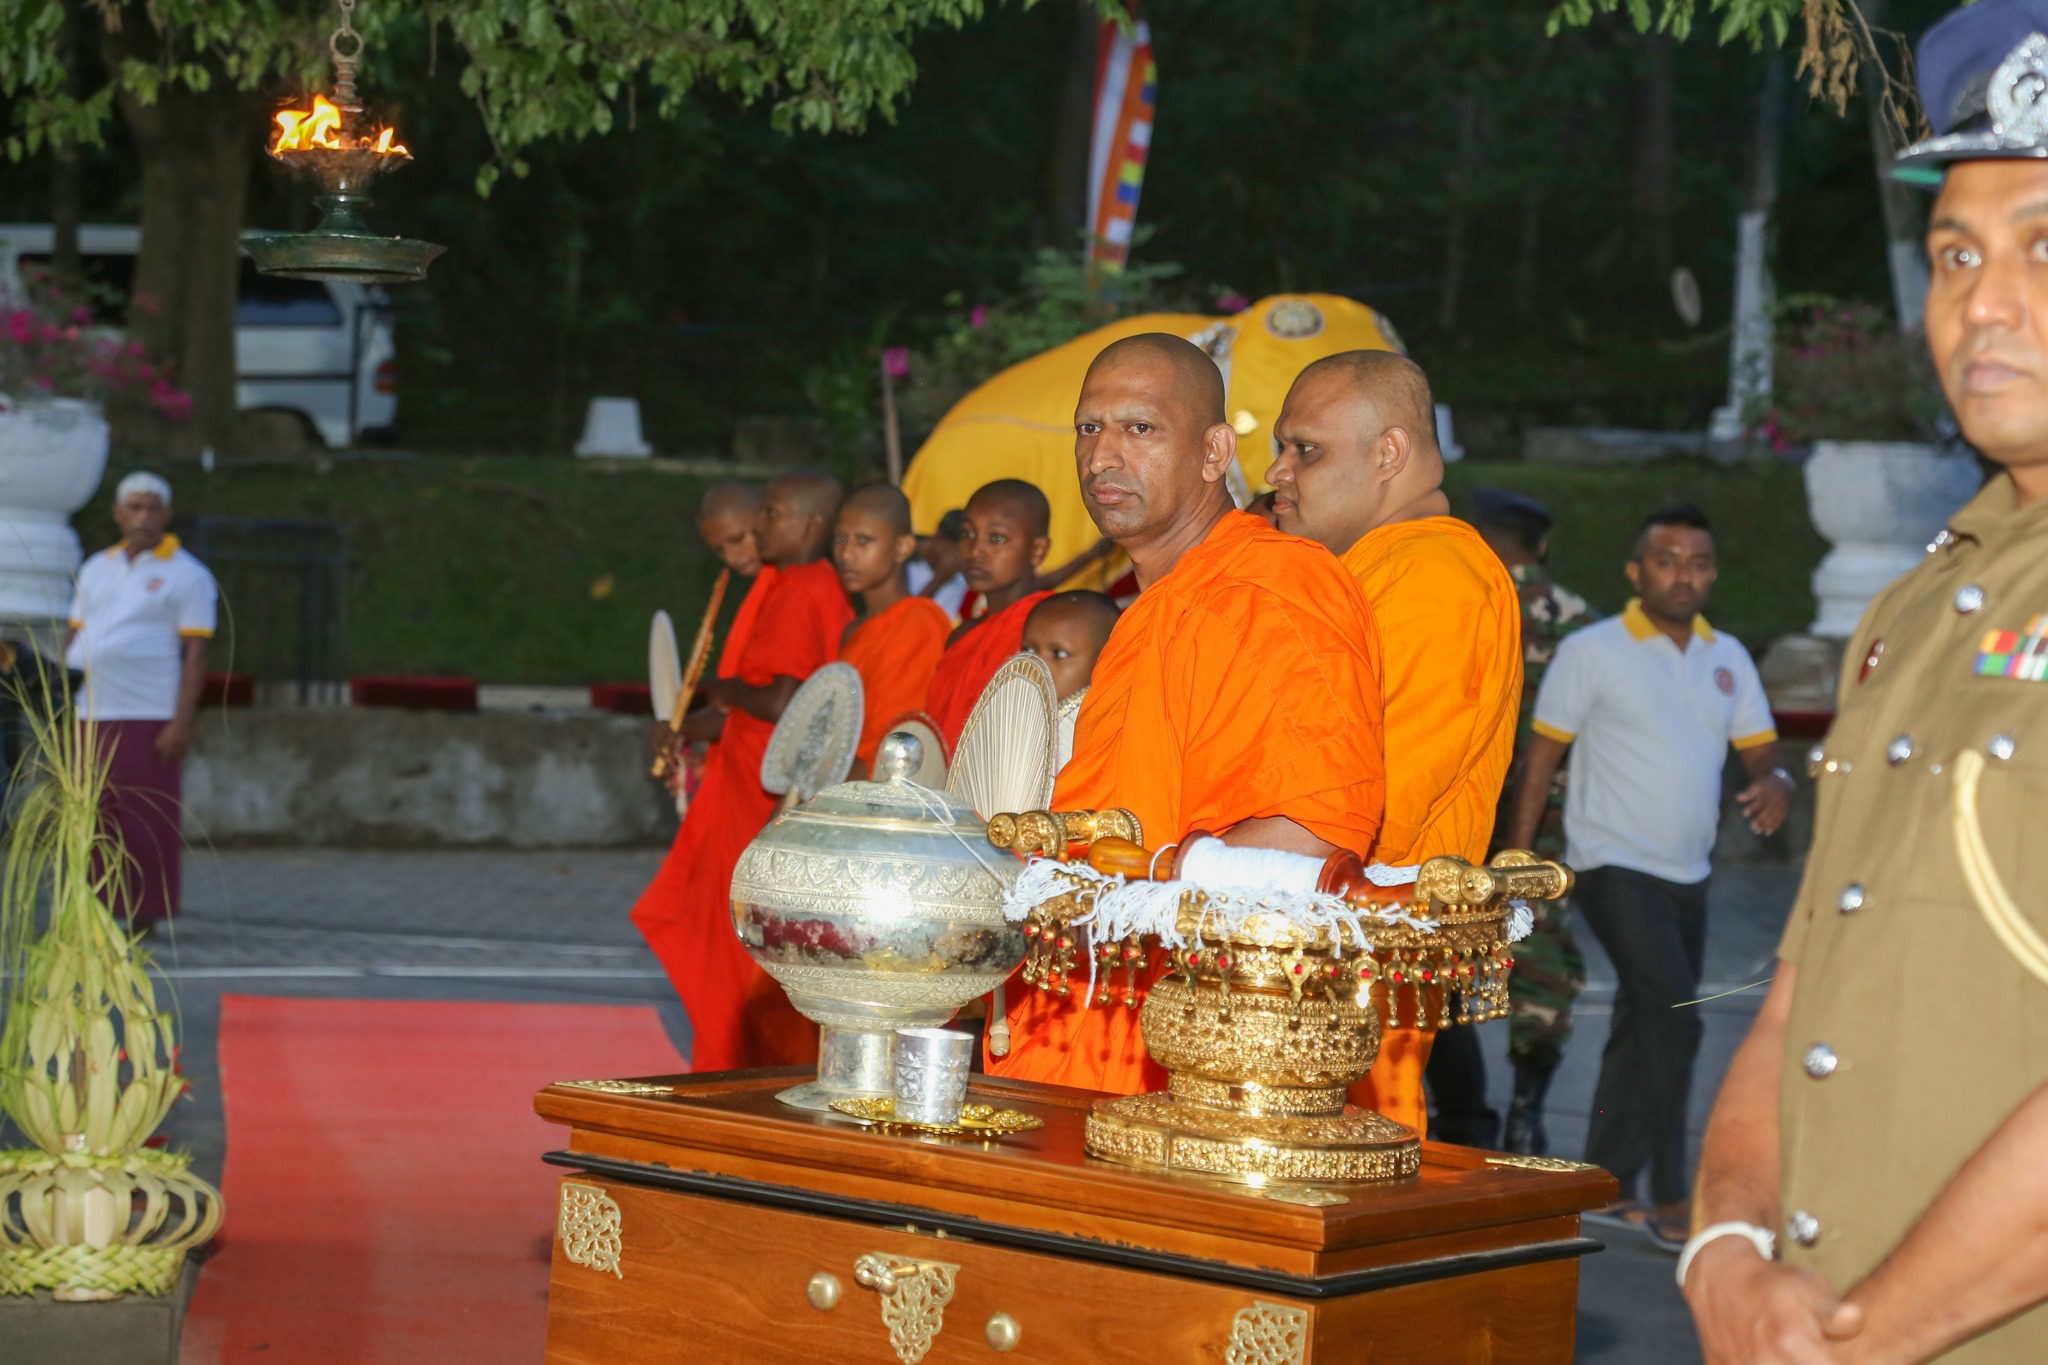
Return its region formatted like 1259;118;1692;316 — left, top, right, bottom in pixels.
1622;597;1713;644
106;534;181;560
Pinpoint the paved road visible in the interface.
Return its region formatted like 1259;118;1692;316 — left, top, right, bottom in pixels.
127;847;1800;1362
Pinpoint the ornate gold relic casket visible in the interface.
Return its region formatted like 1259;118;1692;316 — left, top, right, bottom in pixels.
988;812;1571;1186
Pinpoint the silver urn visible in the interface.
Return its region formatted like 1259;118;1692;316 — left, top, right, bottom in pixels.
729;732;1024;1110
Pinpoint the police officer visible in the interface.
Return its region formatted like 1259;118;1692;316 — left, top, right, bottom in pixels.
1471;486;1593;1155
1683;4;2048;1360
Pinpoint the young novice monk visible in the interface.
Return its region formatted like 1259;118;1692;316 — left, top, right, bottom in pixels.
1020;590;1119;703
631;471;854;1072
833;484;953;775
924;479;1054;748
664;483;770;761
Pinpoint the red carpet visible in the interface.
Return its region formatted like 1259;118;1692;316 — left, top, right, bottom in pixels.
179;996;685;1364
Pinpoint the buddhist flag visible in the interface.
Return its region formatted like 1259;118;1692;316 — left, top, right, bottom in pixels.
1086;5;1156;277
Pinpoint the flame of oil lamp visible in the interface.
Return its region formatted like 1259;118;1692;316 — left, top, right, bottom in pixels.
245;0;444;284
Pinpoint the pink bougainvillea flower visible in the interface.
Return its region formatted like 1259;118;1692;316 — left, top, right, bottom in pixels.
70;305;91;325
969;304;988;329
883;346;911;380
1217;292;1250;313
124;340;146;358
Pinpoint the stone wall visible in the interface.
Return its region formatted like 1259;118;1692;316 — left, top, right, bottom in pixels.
182;708;675;848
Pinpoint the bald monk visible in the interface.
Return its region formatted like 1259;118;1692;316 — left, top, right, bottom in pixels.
833;484;952;774
654;482;774;768
990;333;1387;1093
1269;351;1522;1136
924;480;1054;748
630;472;855;1071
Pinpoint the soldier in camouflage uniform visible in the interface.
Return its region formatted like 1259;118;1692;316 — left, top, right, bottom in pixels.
1472;488;1591;1155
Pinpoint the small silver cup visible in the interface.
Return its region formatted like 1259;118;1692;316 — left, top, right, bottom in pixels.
893;1027;973;1125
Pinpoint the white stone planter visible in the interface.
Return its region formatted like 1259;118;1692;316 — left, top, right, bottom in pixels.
1805;440;1982;638
0;396;110;626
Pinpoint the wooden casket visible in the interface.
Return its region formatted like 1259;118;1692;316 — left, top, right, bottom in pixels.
536;1069;1615;1364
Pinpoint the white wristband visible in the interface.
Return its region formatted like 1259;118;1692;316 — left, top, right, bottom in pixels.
1676;1221;1776;1290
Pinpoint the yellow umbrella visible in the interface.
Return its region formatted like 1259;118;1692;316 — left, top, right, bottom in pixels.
902;294;1403;582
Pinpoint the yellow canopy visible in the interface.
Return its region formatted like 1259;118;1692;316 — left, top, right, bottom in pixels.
903;294;1402;579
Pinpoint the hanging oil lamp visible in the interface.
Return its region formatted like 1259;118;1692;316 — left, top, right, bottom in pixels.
245;0;444;284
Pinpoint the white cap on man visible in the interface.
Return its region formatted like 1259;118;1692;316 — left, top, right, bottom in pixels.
115;471;172;507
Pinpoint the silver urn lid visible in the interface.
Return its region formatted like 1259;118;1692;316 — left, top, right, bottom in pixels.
729;732;1026;1034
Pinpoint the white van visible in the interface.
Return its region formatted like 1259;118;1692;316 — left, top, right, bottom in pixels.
0;223;399;447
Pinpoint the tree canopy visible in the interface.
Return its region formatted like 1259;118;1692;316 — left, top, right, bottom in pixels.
0;0;1029;187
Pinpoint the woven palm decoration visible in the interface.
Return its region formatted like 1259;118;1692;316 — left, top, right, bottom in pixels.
761;662;862;803
946;653;1058;819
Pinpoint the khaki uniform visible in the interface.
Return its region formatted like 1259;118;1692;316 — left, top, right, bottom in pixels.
1778;472;2048;1361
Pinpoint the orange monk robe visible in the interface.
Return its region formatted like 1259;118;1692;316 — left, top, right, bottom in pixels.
989;511;1387;1094
839;595;953;769
924;590;1054;749
1341;516;1522;1133
630;559;855;1072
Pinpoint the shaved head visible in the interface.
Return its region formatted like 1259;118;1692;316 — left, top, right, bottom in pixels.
767;471;845;522
1073;333;1238;585
758;470;844;566
1028;589;1120;641
967;478;1052;538
1085;333;1226;427
844;481;913;536
1267;350;1449;552
698;480;761;522
1023;590;1121;701
1295;351;1438;455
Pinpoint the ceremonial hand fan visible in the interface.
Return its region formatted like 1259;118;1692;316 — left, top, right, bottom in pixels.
946;653;1058;819
648;610;682;722
880;711;949;787
1055;685;1088;772
762;662;863;803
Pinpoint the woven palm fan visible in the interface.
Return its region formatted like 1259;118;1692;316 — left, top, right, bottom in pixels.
880;710;949;787
648;610;682;722
1054;685;1088;772
761;662;863;804
946;653;1059;819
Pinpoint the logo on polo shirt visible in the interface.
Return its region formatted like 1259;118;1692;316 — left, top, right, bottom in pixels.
1714;667;1735;695
145;577;165;592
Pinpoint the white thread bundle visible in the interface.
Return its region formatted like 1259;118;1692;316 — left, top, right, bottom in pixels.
1001;856;1436;953
1177;839;1323;893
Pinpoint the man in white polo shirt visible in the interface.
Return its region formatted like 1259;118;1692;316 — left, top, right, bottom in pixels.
65;471;217;928
1506;503;1791;1250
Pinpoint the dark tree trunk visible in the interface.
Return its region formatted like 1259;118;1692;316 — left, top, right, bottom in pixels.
1514;183;1541;319
105;10;263;458
1858;0;1926;329
1439;81;1479;332
1631;32;1676;292
50;1;83;285
1044;0;1098;251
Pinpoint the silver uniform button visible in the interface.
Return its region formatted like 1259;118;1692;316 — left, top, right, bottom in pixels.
1887;735;1914;765
1786;1210;1822;1247
1807;743;1826;778
1990;734;2018;762
1804;1043;1838;1079
1838;884;1865;914
1955;584;1986;614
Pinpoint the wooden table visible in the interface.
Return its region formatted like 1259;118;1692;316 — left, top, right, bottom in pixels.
536;1070;1615;1364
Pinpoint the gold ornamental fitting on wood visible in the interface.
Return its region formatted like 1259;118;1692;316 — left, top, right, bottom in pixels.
989;813;1570;1185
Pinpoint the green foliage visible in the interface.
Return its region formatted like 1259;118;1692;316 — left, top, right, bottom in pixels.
1545;0;1799;46
1751;294;1946;444
0;0;1037;185
898;235;1191;430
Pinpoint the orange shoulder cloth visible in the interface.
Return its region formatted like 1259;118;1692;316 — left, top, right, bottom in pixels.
840;596;953;767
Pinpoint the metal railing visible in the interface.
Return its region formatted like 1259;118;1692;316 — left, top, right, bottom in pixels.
177;516;348;704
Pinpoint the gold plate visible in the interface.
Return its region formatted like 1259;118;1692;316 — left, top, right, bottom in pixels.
828;1097;1045;1137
